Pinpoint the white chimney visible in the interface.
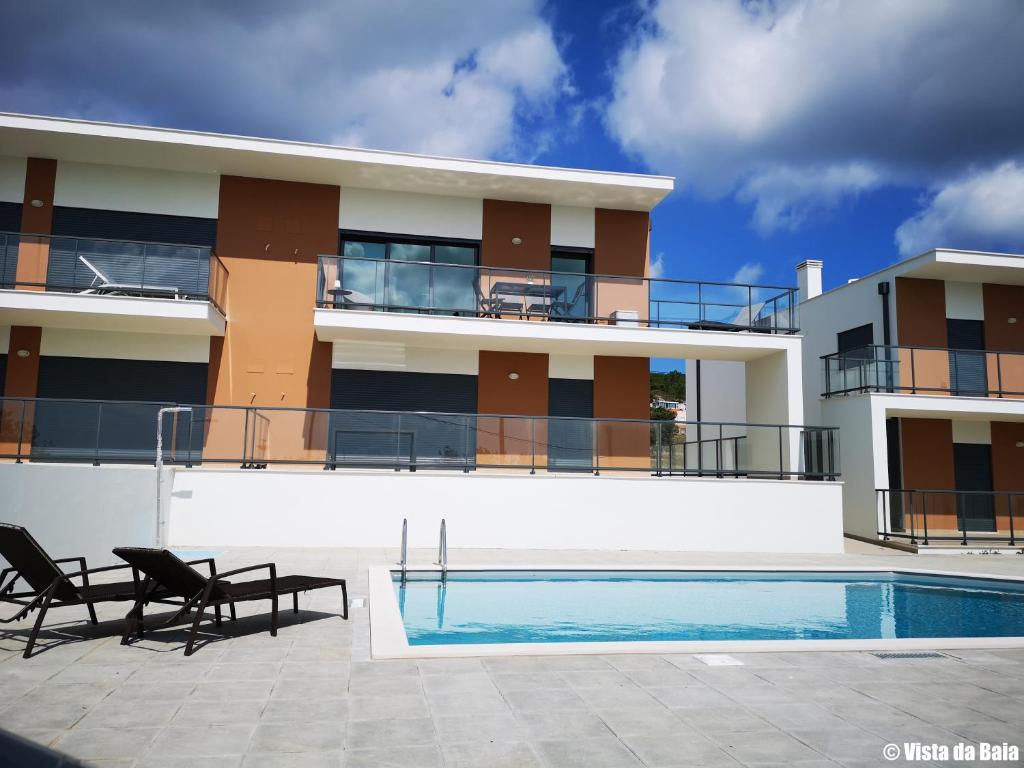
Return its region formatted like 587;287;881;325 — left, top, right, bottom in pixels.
796;260;823;302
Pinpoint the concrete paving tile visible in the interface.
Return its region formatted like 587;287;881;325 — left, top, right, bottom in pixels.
534;736;645;767
501;685;589;711
441;741;543;768
489;672;572;691
75;699;182;729
0;698;92;730
344;717;436;750
244;754;341;768
432;713;523;744
415;658;483;675
342;744;442;768
136;755;244;768
676;706;774;734
347;694;429;721
601;655;679;672
345;675;420;696
147;724;256;757
249;720;345;753
173;699;267;726
104;681;197;702
712;729;827;763
620;731;741;767
596;706;687;736
516;710;614;740
129;663;212;682
190;680;275;702
533;655;614;672
647;684;735;709
787;726;892;761
560;669;634;688
424;688;511;714
261;697;349;723
54;726;160;760
206;662;282;681
749;701;849;729
49;664;141;685
575;683;660;709
418;672;497;695
274;677;351;699
279;661;351;680
888;698;1000;727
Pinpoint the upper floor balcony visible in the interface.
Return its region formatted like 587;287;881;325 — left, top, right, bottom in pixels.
0;232;227;336
313;254;799;356
822;345;1024;399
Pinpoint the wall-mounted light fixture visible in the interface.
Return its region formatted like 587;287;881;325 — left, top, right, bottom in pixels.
1009;317;1018;324
507;372;520;380
1017;441;1024;448
29;199;44;208
15;349;31;358
510;237;522;246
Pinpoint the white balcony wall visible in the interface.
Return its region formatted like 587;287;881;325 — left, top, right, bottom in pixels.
40;328;211;363
550;205;595;248
54;161;220;218
0;155;26;203
331;340;478;374
339;187;482;241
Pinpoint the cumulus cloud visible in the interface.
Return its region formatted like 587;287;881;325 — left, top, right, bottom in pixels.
895;162;1024;257
649;251;666;278
607;0;1024;235
0;0;572;159
732;262;765;285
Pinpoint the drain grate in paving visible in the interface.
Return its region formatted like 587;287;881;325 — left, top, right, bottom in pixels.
871;651;946;660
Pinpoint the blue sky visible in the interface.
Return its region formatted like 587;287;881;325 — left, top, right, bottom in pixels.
0;1;1021;375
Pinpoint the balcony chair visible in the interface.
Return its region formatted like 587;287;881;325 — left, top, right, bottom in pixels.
474;282;522;318
0;523;216;658
113;547;348;656
548;281;589;322
78;255;181;299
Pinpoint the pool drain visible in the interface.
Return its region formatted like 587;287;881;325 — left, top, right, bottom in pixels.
871;651;946;660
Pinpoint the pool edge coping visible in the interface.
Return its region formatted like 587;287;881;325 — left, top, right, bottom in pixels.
367;564;1024;660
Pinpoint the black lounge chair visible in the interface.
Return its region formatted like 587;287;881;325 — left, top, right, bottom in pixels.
113;547;348;656
0;523;224;658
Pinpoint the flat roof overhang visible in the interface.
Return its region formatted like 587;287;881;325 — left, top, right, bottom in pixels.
826;392;1024;423
0;290;226;336
0;113;674;212
314;308;800;361
899;249;1024;286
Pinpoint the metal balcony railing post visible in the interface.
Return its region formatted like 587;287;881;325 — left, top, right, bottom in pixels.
922;493;930;546
655;424;662;477
997;352;1003;397
1009;494;1017;546
961;492;969;546
463;415;471;473
716;424;723;478
777;426;784;480
593;421;600;476
185;409;194;468
880;490;889;540
15;399;26;463
910;348;917;394
240;408;251;469
530;418;536;475
94;403;103;466
908;492;917;545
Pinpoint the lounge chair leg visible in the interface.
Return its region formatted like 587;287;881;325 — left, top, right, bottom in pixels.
184;601;207;657
24;583;57;659
270;594;278;637
292;592;299;614
86;602;98;625
214;605;223;627
342;582;349;620
229;603;237;621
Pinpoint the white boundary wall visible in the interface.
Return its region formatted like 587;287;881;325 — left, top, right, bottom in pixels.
169;470;844;553
0;463;160;568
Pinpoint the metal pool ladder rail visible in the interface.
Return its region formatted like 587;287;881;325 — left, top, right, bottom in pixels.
399;518;408;582
436;519;448;582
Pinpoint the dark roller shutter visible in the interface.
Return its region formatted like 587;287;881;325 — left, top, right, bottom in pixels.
947;319;987;396
0;354;6;395
34;357;208;462
0;203;20;287
49;208;216;295
52;207;216;246
954;443;995;532
329;369;477;469
549;378;593;470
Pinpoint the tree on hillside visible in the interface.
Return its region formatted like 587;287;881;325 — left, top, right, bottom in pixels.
650;370;685;403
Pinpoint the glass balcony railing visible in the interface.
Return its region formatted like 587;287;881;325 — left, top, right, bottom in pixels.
877;488;1023;546
0;231;228;314
0;398;838;479
316;255;799;333
822;345;1024;398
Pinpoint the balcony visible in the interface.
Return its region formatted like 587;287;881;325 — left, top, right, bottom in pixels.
0;232;227;335
877;488;1022;546
0;397;837;479
822;345;1024;399
315;254;798;330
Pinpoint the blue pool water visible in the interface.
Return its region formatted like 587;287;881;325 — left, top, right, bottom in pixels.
393;570;1024;645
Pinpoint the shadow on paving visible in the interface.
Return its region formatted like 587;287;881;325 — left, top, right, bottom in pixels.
0;727;84;768
0;608;340;659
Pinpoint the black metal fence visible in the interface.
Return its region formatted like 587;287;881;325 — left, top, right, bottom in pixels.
0;398;839;479
877;488;1022;546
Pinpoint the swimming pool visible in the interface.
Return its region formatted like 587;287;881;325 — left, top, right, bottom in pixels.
373;569;1024;655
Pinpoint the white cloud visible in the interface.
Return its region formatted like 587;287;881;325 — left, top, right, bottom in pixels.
0;1;572;160
732;262;765;285
895;162;1024;256
607;0;1024;235
649;252;666;278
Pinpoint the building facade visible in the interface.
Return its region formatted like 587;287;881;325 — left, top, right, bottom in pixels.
0;113;842;556
796;252;1024;547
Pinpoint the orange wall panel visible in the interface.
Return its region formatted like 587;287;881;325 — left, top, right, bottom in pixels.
895;277;947;348
15;158;57;290
594;355;649;469
477;351;548;416
900;417;956;527
991;421;1024;529
481;200;551;270
594;209;649;278
1;327;42;455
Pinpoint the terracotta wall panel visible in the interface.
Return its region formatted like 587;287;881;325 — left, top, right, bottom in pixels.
15;158;57;290
476;351;549;468
205;176;338;462
900;418;956;527
991;421;1024;528
894;277;947;348
982;283;1024;353
594;209;649;278
1;327;42;455
481;200;550;270
594;355;649;469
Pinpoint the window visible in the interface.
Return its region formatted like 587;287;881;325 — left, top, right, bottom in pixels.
338;233;478;315
551;249;592;321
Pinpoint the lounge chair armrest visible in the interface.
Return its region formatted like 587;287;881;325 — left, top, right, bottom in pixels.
0;567;19;595
185;557;219;578
53;556;88;571
62;562;137;580
214;563;276;581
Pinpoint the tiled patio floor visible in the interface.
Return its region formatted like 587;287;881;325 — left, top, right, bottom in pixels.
1;543;1023;767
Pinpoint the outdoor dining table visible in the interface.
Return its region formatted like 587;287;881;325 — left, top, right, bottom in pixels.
489;281;566;314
